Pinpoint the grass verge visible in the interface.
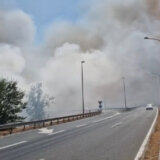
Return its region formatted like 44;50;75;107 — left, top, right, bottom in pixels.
142;110;160;160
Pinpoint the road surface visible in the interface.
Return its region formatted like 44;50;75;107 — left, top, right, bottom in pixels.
0;107;157;160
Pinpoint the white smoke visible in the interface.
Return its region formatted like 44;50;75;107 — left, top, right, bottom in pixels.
0;44;25;74
40;43;120;112
1;0;160;116
0;10;35;46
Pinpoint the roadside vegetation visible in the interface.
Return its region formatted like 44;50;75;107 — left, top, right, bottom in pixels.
26;83;54;121
0;79;27;124
143;110;160;160
0;79;54;124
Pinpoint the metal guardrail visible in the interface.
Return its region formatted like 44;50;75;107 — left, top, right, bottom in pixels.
0;111;101;134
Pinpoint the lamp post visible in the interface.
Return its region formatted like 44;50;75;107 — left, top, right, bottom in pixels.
152;73;160;104
144;36;160;104
81;61;85;114
144;36;160;42
122;77;127;109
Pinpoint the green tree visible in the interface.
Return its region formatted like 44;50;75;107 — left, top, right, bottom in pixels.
0;79;27;124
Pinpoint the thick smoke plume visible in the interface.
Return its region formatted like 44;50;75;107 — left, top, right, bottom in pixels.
1;0;160;116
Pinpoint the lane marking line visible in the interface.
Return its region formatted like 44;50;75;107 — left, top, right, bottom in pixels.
93;113;120;123
134;108;159;160
111;122;122;128
48;130;65;136
76;124;87;128
0;141;27;150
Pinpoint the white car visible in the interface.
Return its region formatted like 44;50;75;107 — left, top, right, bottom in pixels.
146;104;153;110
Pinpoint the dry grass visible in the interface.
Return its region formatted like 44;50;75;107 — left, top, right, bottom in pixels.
143;110;160;160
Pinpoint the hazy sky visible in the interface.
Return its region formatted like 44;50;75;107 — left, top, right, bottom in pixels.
0;0;88;43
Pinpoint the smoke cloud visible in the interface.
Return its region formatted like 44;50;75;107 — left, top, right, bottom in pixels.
0;10;35;46
144;0;160;19
0;44;25;74
1;0;160;116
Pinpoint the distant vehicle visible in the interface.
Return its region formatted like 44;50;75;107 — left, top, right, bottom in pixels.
146;104;153;110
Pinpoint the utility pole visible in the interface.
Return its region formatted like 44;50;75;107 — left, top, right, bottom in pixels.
122;77;127;109
81;61;85;114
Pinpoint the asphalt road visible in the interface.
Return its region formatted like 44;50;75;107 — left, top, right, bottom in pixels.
0;107;157;160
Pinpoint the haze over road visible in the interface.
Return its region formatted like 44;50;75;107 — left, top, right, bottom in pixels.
0;108;157;160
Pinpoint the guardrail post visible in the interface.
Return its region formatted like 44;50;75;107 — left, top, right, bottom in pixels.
23;124;25;131
34;123;36;129
43;121;45;127
57;119;59;124
9;127;13;134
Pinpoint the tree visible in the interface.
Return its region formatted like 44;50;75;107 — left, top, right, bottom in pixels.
26;83;54;121
0;79;27;124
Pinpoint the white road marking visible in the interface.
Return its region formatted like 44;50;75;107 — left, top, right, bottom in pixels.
76;124;87;128
134;108;159;160
48;130;65;136
39;159;45;160
0;141;27;150
93;113;120;123
111;122;122;128
38;128;54;135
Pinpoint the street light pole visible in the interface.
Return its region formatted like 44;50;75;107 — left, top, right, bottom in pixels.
157;75;160;104
144;36;160;42
122;77;127;109
81;61;85;114
152;73;160;104
144;36;160;104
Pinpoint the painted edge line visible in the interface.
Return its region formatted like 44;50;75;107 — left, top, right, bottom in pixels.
0;141;27;150
134;108;159;160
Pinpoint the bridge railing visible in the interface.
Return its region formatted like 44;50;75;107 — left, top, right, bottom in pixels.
0;110;101;134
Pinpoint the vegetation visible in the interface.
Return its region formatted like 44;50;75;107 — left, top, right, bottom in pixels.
0;79;27;124
26;83;54;121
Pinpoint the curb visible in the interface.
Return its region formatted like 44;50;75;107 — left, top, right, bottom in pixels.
134;108;159;160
